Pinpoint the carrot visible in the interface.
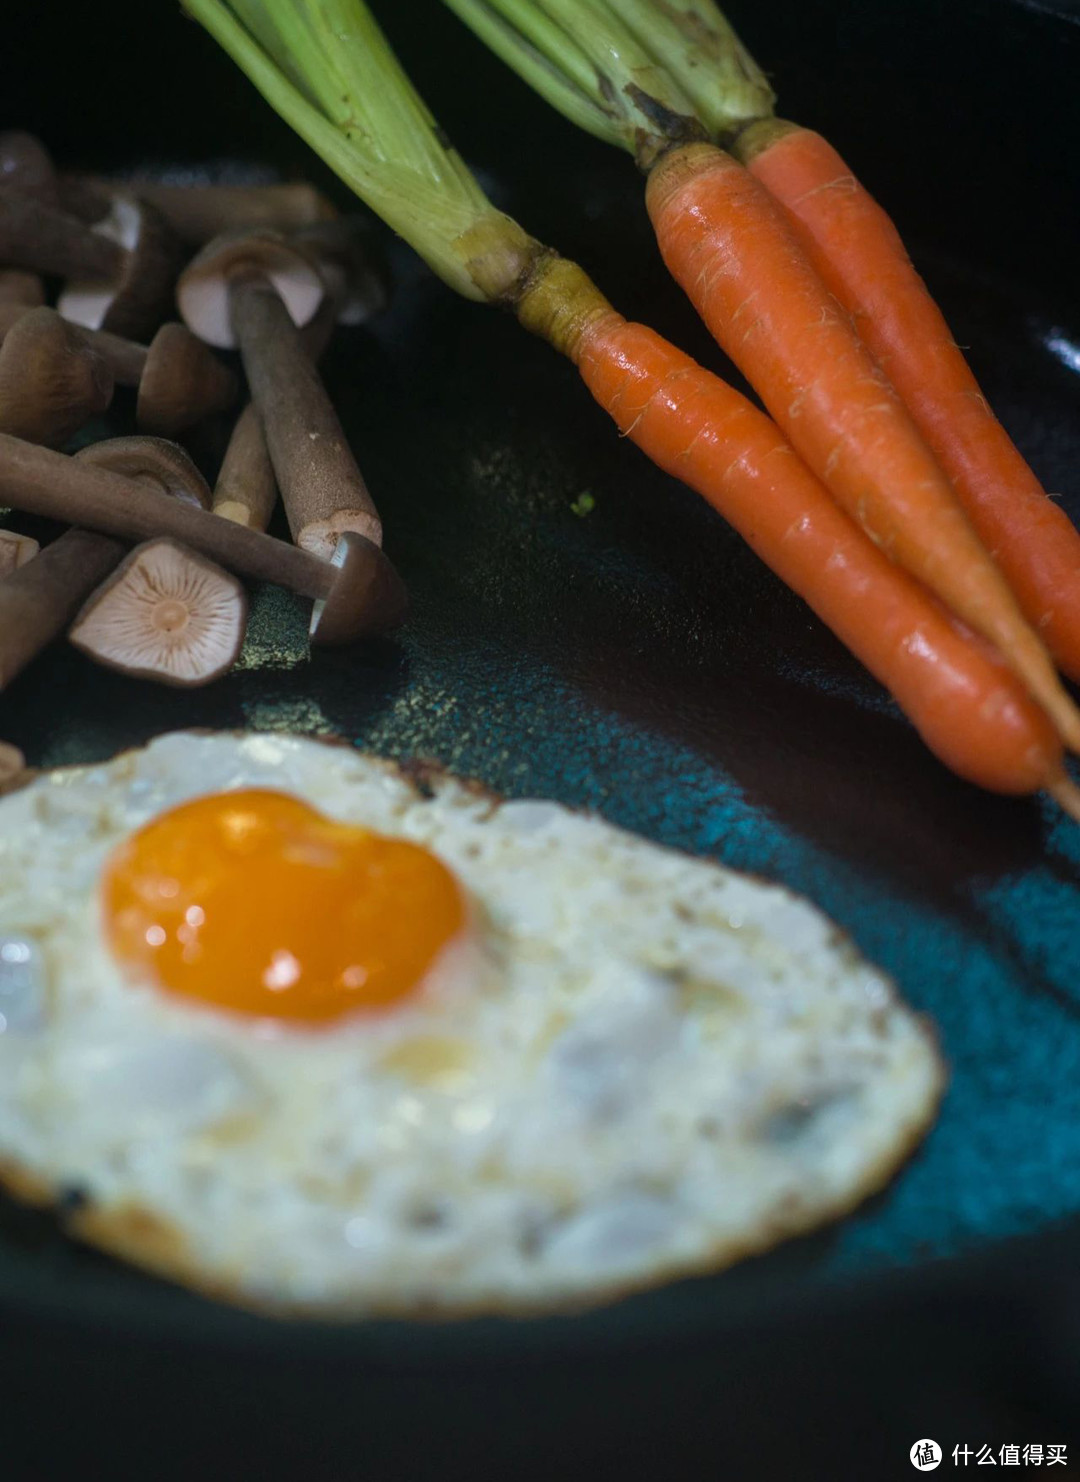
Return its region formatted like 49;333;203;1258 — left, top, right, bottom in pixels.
731;119;1080;683
570;306;1073;803
188;0;1080;809
645;141;1080;752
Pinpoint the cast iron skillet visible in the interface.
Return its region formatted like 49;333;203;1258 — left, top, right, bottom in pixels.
1;1;1079;1476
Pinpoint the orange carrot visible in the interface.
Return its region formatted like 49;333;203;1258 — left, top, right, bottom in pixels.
644;142;1080;753
732;120;1080;683
570;307;1071;801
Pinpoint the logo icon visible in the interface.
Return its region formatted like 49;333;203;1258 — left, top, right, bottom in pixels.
910;1440;942;1470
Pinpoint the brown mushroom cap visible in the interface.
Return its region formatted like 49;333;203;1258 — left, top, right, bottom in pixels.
75;435;211;509
69;537;247;687
57;194;182;341
0;270;45;308
309;530;408;645
176;228;326;350
0;530;39;576
0;133;55;201
0;740;27;794
0;307;113;447
136;322;238;437
293;217;390;326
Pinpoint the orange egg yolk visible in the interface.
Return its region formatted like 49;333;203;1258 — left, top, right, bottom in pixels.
103;790;465;1025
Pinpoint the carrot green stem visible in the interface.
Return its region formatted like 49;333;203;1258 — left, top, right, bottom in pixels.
443;0;773;161
182;0;506;300
443;0;707;164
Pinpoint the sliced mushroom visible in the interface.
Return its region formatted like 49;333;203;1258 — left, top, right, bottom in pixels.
70;178;337;248
0;307;113;446
69;537;246;686
0;530;38;575
0;432;407;643
0;304;237;437
57;194;182;341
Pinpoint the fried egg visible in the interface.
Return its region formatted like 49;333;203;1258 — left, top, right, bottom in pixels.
0;732;942;1317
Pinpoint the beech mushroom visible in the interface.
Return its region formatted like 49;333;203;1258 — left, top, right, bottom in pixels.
211;402;277;530
0;307;113;446
0;436;211;692
69;537;246;686
0;528;124;690
0;530;38;575
208;260;344;533
0;270;45;308
0;741;27;794
0;189;123;279
0;132;58;202
293;217;389;327
0;132;105;220
57;193;182;341
178;230;387;561
0;306;236;437
0;432;407;643
75;435;211;508
71;178;337;248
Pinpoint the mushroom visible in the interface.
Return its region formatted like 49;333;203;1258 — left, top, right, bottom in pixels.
0;132;106;221
75;435;212;507
57;193;182;341
0;190;125;281
0;305;236;437
0;530;38;575
0;432;407;643
178;230;386;561
293;217;390;327
0;132;58;203
0;270;45;308
69;178;337;248
0;436;211;691
211;403;277;530
0;528;124;690
0;741;27;794
0;307;113;446
69;537;246;686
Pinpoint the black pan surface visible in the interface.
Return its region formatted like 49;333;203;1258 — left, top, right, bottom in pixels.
1;1;1079;1476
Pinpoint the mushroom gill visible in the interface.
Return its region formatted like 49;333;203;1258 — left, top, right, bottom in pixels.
69;538;246;686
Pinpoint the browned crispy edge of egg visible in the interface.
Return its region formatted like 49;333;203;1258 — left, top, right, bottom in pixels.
0;733;946;1322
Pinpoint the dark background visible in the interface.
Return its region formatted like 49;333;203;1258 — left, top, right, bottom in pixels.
1;1;1079;1477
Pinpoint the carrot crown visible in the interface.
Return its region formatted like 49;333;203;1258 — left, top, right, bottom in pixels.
443;0;775;162
182;0;537;302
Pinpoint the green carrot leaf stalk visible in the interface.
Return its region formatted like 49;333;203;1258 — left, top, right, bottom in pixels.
181;0;1080;805
450;0;1080;688
442;0;1080;751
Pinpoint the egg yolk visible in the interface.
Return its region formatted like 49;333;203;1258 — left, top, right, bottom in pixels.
103;790;465;1025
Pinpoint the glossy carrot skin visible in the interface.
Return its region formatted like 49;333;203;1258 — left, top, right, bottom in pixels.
574;311;1061;794
741;123;1080;681
645;143;1078;747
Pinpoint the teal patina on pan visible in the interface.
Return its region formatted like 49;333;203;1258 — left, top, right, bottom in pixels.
0;0;1077;1474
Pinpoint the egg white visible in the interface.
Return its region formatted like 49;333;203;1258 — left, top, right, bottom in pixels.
0;732;942;1317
